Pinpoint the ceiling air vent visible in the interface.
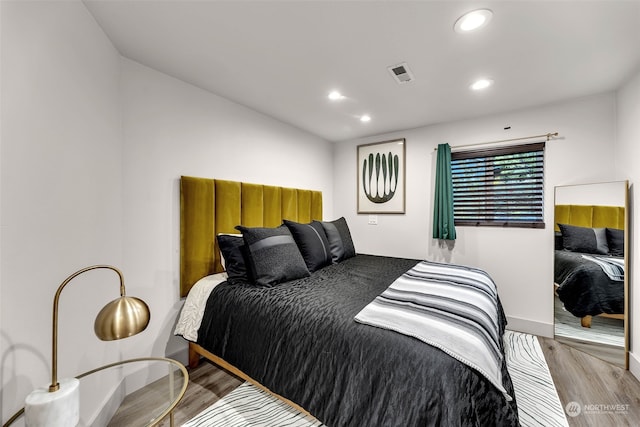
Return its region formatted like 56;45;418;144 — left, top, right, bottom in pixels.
388;62;414;84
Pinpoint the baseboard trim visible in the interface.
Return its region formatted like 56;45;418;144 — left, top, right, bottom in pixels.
167;345;190;366
506;315;554;338
88;380;125;426
85;357;187;425
629;351;640;380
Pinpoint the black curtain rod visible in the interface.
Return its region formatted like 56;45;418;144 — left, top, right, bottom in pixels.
434;132;559;151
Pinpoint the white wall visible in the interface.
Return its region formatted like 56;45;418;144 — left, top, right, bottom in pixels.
334;93;617;337
1;0;124;421
615;67;640;379
118;58;334;362
0;2;334;423
555;181;626;207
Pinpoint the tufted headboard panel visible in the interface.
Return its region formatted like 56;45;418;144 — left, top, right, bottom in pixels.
554;204;625;232
180;176;323;297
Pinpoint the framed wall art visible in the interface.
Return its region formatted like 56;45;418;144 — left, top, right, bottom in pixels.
357;138;406;214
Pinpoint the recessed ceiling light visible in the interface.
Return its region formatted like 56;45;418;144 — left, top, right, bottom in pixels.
470;79;494;91
454;9;493;33
360;115;371;122
328;91;345;100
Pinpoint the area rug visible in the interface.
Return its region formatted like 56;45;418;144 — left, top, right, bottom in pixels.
183;331;567;426
181;382;324;427
504;330;568;427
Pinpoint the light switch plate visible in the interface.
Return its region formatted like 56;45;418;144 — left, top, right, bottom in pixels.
368;215;378;225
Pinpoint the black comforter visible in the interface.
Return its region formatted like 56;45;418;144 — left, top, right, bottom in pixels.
198;254;519;426
554;250;624;317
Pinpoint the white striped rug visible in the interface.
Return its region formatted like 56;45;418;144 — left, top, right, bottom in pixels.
183;331;567;427
504;330;569;427
181;382;324;427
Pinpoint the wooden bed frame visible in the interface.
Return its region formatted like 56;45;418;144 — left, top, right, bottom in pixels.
579;313;624;328
180;176;323;417
554;203;625;328
188;342;314;417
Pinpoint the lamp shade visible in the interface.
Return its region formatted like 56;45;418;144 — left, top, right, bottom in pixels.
94;296;150;341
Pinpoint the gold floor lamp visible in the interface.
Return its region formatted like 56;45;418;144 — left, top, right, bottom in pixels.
24;265;150;427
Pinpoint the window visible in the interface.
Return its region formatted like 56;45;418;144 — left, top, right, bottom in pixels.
451;142;545;228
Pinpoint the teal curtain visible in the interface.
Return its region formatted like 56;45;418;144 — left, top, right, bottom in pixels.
433;143;457;240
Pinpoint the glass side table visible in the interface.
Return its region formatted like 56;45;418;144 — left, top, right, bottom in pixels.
4;357;188;427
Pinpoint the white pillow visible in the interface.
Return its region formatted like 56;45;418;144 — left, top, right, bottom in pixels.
174;272;228;342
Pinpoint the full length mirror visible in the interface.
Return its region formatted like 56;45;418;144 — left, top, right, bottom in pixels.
553;181;629;369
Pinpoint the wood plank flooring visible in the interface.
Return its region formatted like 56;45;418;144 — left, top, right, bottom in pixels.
156;337;640;427
155;359;243;427
538;336;640;427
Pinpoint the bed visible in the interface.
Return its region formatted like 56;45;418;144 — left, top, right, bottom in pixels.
176;176;519;426
554;204;625;328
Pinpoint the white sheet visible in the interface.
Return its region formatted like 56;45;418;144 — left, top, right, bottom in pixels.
174;273;227;342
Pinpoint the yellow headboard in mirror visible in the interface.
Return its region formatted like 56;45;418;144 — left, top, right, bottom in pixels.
554;205;625;231
180;176;323;297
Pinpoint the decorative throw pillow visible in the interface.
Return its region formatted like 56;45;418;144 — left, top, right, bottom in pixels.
557;223;609;255
283;220;332;272
235;225;310;286
217;233;241;269
217;234;251;284
315;217;356;263
554;232;563;251
606;227;624;257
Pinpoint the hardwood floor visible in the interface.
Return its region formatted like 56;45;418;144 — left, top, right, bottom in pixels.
158;337;640;427
156;359;243;426
538;336;640;427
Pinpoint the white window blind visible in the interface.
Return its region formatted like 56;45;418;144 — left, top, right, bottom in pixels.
451;142;545;228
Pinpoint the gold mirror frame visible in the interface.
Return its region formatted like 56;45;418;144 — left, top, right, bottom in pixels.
553;180;629;369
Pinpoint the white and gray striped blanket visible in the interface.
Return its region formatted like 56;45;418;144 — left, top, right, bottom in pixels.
581;254;624;281
354;260;511;400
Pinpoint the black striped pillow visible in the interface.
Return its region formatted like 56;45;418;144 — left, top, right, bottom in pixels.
235;225;309;286
315;217;356;263
283;220;332;272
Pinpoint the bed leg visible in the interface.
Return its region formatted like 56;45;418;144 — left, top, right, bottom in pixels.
581;315;592;328
188;343;201;368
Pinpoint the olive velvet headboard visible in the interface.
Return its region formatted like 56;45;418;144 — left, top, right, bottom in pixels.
180;176;323;297
554;204;625;232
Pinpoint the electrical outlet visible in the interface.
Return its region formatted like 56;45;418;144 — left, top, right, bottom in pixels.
368;215;378;225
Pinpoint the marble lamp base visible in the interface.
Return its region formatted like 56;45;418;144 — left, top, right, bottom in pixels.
25;378;80;427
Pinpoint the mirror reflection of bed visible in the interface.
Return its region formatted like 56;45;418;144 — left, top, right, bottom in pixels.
553;181;629;368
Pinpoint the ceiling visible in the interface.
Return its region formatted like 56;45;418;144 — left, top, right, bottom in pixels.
83;1;640;142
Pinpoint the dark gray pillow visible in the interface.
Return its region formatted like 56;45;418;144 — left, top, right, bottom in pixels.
558;223;609;255
606;228;624;257
217;234;251;284
554;232;563;251
235;225;309;286
315;217;356;263
283;220;332;272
